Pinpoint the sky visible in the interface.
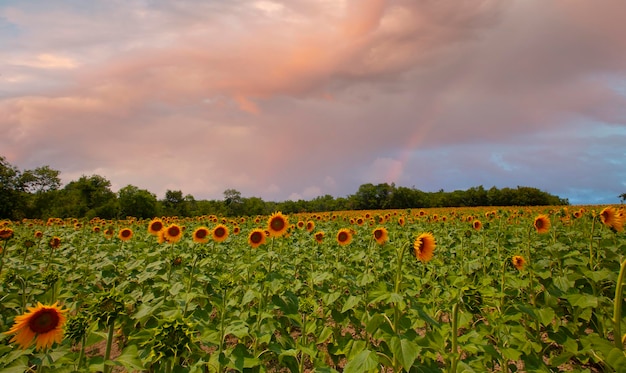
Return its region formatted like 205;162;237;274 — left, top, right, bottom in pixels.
1;0;625;206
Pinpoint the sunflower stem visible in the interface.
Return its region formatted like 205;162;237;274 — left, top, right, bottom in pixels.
183;254;200;318
613;259;626;350
449;302;460;373
0;238;9;276
77;334;86;371
218;287;227;373
103;320;116;373
589;216;596;269
44;244;55;272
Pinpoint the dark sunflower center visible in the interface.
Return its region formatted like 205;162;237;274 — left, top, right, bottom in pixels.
536;220;544;229
121;230;132;238
214;227;226;237
270;218;285;231
29;309;60;334
374;230;383;239
195;229;208;239
250;231;263;244
151;222;163;231
338;232;348;242
168;226;180;236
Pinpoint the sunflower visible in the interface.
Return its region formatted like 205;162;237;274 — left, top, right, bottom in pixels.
511;255;525;270
297;221;305;229
92;226;101;233
373;227;388;245
0;228;14;240
314;231;325;244
49;236;61;249
34;231;43;239
600;206;624;232
414;232;436;263
248;229;266;248
147;218;164;236
472;220;482;231
233;226;240;235
192;227;210;244
104;228;115;239
336;228;352;246
397;217;405;227
164;224;183;243
533;215;551;234
4;302;67;350
212;224;229;243
118;228;133;241
306;221;315;232
267;212;289;237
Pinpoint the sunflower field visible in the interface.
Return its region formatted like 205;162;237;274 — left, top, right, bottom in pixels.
0;206;625;372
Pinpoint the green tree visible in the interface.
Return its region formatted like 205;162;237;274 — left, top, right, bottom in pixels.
223;189;243;216
619;193;625;203
118;185;159;219
61;175;118;218
0;156;25;219
162;190;188;216
19;166;61;193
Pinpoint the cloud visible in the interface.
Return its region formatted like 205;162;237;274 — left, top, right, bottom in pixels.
1;0;625;204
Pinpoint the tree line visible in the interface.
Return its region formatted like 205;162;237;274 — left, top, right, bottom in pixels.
1;156;569;220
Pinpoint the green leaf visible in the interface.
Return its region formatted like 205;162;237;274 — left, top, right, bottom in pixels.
114;345;145;371
565;293;598;309
389;336;419;371
343;349;379;373
342;295;361;313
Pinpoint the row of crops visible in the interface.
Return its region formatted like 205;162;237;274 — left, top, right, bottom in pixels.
0;206;625;372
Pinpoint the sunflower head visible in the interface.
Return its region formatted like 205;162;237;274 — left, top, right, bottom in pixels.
212;224;229;243
267;212;289;237
118;228;133;242
248;228;266;248
148;218;164;236
600;206;624;232
314;231;324;244
512;255;526;270
49;236;61;249
91;293;125;327
192;227;210;244
0;228;14;240
164;224;183;243
65;313;89;344
4;302;67;350
414;232;436;263
472;220;482;231
150;318;195;362
336;228;352;246
306;221;315;232
533;215;551;234
373;227;388;245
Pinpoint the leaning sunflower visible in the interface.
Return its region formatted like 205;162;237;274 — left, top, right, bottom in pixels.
248;228;266;248
472;220;482;231
600;206;624;232
372;227;388;246
336;228;353;246
267;212;289;237
4;302;67;350
533;214;551;234
414;232;436;263
314;231;325;244
212;224;229;243
511;255;526;270
192;227;210;244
